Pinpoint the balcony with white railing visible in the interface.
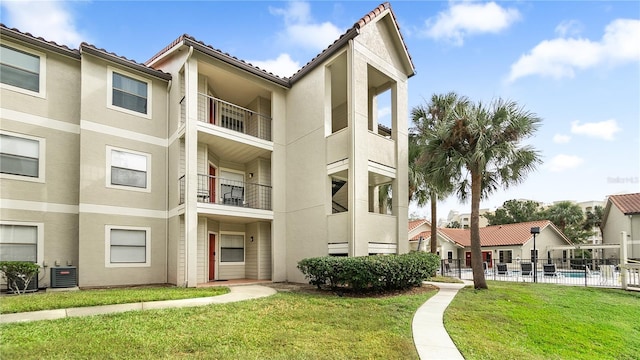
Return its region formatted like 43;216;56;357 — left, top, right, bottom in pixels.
180;94;272;142
179;174;272;211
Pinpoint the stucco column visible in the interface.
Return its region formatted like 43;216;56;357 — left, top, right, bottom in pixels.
184;56;199;287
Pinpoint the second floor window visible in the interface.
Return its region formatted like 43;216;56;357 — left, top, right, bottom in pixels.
0;44;40;93
110;149;148;189
112;72;148;114
0;133;39;178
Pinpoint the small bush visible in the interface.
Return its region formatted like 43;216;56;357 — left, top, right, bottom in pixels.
297;252;440;293
0;261;40;295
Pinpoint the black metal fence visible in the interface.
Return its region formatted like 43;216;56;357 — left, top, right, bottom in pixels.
441;258;624;288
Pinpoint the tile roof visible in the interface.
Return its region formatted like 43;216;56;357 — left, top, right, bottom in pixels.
608;193;640;215
0;24;80;59
408;219;429;232
434;220;569;247
80;43;171;80
144;34;289;86
410;230;431;241
290;2;415;83
146;3;414;87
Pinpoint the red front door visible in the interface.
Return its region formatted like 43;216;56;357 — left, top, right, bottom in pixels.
209;165;216;204
209;234;216;281
482;251;493;268
466;251;493;268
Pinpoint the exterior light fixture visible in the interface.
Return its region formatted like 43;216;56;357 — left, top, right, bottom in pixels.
531;227;540;283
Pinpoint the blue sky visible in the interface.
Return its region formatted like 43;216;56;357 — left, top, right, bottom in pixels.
1;0;638;221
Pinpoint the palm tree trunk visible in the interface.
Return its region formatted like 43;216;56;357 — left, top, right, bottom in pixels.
470;169;488;289
430;191;438;253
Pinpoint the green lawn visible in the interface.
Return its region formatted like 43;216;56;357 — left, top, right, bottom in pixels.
0;288;435;359
445;281;640;360
0;286;229;314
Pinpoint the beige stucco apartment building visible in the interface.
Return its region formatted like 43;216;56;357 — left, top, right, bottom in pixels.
0;3;413;289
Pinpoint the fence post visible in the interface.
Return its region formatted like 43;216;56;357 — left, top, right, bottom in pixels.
621;231;628;290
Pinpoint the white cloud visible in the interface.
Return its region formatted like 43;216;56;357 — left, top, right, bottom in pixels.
1;0;85;47
508;18;640;82
269;1;343;51
553;134;571;144
248;53;301;78
555;20;583;37
547;154;584;172
570;119;621;141
423;1;521;46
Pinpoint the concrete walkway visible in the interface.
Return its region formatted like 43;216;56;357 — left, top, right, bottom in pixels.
0;284;277;324
413;281;472;360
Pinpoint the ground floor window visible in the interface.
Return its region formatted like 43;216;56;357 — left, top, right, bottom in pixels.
447;251;453;260
0;224;37;261
106;226;150;267
499;250;513;263
220;234;244;262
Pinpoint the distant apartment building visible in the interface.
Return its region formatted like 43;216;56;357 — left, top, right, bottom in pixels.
0;3;414;289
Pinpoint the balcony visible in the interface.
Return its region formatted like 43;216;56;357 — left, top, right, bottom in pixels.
179;175;272;211
181;94;272;141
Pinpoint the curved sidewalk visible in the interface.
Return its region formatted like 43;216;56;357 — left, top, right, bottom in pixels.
413;281;471;360
0;285;277;324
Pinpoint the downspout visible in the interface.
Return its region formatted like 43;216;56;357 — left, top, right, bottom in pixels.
165;78;172;285
183;46;194;287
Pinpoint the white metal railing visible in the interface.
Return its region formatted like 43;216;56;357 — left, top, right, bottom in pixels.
197;94;272;141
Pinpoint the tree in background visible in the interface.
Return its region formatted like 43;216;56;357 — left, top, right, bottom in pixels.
419;96;542;289
447;221;462;229
543;201;590;243
484;199;545;225
583;205;605;242
411;92;463;254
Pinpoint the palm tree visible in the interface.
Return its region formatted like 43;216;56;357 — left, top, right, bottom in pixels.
412;92;466;254
420;97;542;289
544;201;584;234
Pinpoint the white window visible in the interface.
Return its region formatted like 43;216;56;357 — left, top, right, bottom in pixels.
107;67;152;118
499;250;513;263
0;131;45;182
0;44;46;97
220;233;244;263
220;170;244;206
0;223;42;263
106;146;151;192
105;226;150;267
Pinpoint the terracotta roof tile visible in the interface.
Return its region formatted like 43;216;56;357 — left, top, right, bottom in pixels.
608;193;640;215
434;220;568;247
408;219;429;232
80;42;171;80
410;230;431;241
0;23;80;58
290;2;414;82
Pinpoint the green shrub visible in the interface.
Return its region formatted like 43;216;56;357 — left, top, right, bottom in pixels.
0;261;40;295
297;252;440;293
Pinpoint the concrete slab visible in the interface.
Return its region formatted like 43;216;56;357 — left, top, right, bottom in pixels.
0;309;66;324
0;284;278;324
66;303;142;317
412;281;469;360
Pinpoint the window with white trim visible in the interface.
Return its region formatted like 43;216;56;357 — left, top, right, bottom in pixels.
499;250;513;263
106;226;150;266
0;44;45;96
0;131;45;181
220;234;244;263
107;146;150;191
0;224;38;262
107;68;151;117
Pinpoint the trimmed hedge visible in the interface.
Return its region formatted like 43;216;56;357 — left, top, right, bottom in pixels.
297;252;440;292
